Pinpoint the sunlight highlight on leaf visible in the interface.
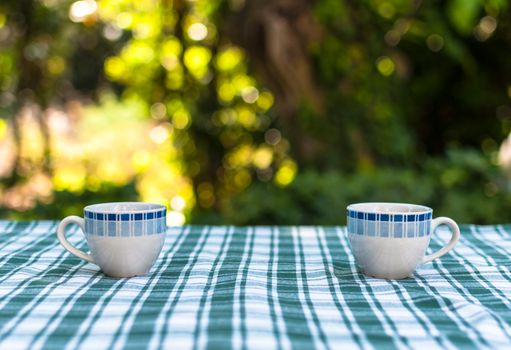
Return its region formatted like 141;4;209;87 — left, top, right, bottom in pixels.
215;47;244;72
0;119;6;140
172;109;191;129
184;46;211;78
53;165;86;192
104;56;125;80
275;160;297;187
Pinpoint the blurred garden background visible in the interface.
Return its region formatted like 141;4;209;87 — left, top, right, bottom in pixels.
1;0;511;225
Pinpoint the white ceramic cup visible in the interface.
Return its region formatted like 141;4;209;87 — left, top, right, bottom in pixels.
347;202;460;279
57;202;166;278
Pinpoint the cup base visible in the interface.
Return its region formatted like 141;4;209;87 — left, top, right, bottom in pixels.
101;265;152;278
360;269;413;280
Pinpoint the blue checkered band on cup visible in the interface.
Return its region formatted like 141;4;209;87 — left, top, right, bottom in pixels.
347;209;432;238
84;207;166;237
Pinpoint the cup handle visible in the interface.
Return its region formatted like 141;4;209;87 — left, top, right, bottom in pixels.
56;216;94;263
421;217;460;264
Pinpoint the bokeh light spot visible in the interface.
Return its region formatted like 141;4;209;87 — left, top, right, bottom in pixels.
104;56;125;80
233;75;254;91
275;160;297;187
216;47;244;72
188;23;208;41
69;0;97;23
150;125;170;144
378;2;395;19
384;30;401;47
238;107;256;128
183;46;212;78
168;210;185;226
53;165;86;192
198;182;215;208
376;56;395;76
161;38;183;56
426;34;444;52
256;91;274;111
166;70;184;89
132;150;151;171
480;16;497;35
218;82;236;103
475;16;497;42
47;56;66;75
151;102;167;120
103;24;122;41
161;55;179;71
171;195;186;211
265;129;281;145
241;86;259;104
122;42;154;64
234;169;251;189
0;119;7;140
116;12;133;29
172;109;191;129
134;23;152;39
216;108;237;126
253;147;273;169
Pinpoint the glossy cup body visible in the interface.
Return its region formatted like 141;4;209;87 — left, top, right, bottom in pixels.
347;203;432;279
83;202;166;277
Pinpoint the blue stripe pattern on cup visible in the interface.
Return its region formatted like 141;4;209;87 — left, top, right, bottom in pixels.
84;210;166;220
347;209;432;238
84;209;166;237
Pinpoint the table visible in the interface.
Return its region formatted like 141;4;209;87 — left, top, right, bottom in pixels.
0;221;510;349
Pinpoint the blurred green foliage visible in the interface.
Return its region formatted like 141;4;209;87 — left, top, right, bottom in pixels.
1;0;511;224
204;148;510;225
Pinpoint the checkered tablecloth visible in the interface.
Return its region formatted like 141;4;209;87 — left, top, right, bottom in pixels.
0;221;510;349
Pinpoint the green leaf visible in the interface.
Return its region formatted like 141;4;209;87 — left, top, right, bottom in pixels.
447;0;482;35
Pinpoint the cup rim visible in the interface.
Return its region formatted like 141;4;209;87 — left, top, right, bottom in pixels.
347;202;432;215
84;202;166;214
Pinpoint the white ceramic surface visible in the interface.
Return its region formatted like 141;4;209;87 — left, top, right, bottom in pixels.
349;234;430;279
347;202;460;279
87;235;165;278
57;202;166;278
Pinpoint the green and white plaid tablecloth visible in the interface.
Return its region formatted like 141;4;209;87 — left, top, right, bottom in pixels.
0;221;510;349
